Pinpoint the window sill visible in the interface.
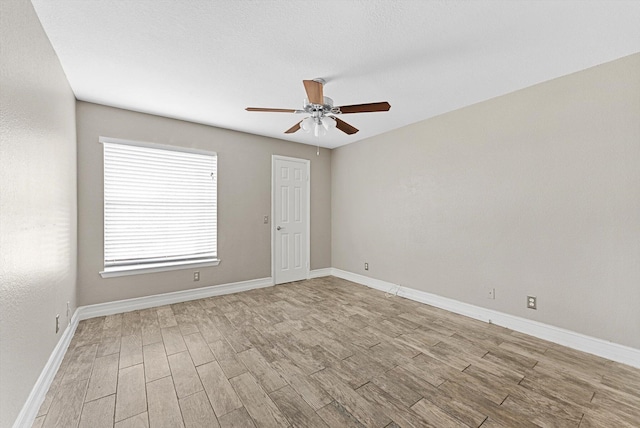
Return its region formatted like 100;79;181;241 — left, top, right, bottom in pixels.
100;259;220;278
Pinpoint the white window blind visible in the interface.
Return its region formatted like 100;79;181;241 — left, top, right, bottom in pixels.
101;137;217;276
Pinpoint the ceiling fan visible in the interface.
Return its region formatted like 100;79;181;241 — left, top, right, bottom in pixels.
246;79;391;136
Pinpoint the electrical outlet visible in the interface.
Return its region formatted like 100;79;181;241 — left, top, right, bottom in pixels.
55;314;60;333
527;296;537;310
194;271;200;281
487;288;495;299
364;262;369;271
263;215;269;224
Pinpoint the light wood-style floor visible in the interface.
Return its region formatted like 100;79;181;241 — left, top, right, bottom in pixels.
34;277;640;428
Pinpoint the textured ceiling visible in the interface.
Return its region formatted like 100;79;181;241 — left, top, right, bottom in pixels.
31;0;640;149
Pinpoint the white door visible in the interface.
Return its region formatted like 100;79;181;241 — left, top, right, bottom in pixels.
273;156;309;284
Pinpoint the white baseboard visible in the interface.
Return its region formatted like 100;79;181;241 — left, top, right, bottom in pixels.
331;268;640;369
77;276;274;320
12;311;80;428
14;276;274;427
309;268;333;279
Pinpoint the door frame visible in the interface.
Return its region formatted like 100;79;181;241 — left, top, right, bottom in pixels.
271;155;311;285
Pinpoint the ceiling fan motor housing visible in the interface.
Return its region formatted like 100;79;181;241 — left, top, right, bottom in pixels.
304;96;340;118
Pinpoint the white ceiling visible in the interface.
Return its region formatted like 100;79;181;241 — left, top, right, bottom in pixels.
31;0;640;149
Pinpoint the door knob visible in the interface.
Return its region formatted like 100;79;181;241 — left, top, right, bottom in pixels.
277;226;283;230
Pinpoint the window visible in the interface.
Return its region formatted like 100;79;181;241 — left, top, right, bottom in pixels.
100;137;218;278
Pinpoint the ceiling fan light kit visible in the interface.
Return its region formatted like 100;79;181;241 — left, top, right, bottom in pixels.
300;115;336;137
246;78;391;136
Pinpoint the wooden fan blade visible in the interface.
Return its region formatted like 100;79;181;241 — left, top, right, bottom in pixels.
246;107;297;113
303;80;324;105
335;117;359;135
284;121;302;134
336;102;391;114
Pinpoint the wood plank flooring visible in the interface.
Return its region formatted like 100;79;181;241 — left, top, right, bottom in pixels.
34;276;640;427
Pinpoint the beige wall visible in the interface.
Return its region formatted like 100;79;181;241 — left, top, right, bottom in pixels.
0;0;78;426
332;54;640;349
76;102;331;306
